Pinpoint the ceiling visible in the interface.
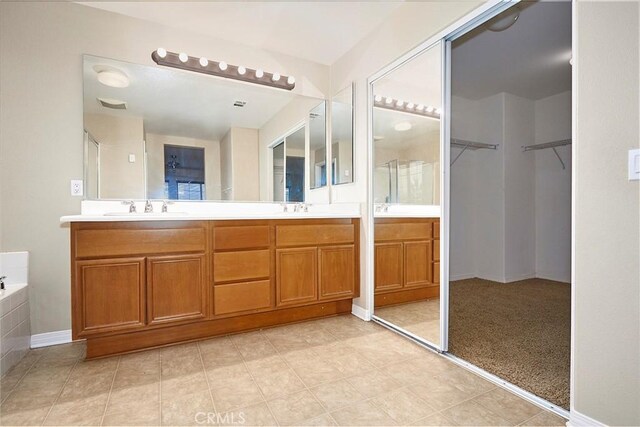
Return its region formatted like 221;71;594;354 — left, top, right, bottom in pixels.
79;2;403;65
373;108;440;149
83;55;322;141
452;1;572;100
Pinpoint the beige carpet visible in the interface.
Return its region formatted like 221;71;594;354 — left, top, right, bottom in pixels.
449;278;570;409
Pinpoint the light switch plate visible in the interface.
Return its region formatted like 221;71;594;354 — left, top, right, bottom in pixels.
629;148;640;181
128;154;136;163
71;180;83;196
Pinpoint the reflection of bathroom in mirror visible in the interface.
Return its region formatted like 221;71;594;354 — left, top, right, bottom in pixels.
82;55;328;202
331;84;354;185
272;125;307;202
309;102;327;189
372;42;442;347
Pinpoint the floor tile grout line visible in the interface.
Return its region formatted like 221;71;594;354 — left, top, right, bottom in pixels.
517;409;550;426
228;332;280;426
157;350;162;426
196;340;219;418
469;387;546;425
260;327;334;425
99;356;121;426
40;352;82;426
0;351;43;404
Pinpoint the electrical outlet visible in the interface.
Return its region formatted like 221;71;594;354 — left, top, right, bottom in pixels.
71;180;83;196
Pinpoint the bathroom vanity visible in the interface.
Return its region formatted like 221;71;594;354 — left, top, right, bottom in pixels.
374;217;440;307
66;213;360;358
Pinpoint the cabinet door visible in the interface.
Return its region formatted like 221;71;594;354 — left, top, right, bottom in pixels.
374;243;403;292
147;254;207;325
318;245;355;300
74;258;145;337
276;247;317;307
404;241;433;288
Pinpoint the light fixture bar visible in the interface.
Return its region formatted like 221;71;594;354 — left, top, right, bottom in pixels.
151;49;295;91
374;96;441;119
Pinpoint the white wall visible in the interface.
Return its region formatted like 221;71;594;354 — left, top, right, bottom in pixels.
572;2;640;425
220;130;233;200
145;133;222;200
0;1;329;335
84;113;145;199
230;128;260;201
534;91;571;283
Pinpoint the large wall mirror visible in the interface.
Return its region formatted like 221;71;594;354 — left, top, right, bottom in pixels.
83;55;332;202
371;42;443;348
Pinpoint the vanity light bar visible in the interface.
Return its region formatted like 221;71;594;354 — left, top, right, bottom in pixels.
151;49;296;91
374;95;441;119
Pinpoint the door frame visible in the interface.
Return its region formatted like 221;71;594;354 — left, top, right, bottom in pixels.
366;0;573;419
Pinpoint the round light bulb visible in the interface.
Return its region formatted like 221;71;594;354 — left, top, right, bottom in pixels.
416;104;425;111
435;108;442;115
272;73;281;82
426;106;435;113
396;100;404;107
237;66;246;75
385;97;393;105
199;57;209;67
178;52;188;63
255;69;264;78
406;102;415;109
156;48;167;59
374;95;382;102
287;76;295;85
218;61;228;71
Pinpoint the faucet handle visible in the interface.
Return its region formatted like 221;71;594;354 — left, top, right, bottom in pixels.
280;203;289;213
122;200;136;213
161;200;174;213
144;200;153;213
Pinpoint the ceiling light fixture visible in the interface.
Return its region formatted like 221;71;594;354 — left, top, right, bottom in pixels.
374;95;441;120
151;49;295;90
394;121;412;132
486;7;520;32
96;68;130;88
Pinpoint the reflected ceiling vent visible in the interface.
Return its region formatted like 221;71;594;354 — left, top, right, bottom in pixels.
97;98;127;110
233;101;246;107
309;113;321;119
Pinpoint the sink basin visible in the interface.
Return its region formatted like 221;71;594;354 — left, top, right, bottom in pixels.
104;212;188;217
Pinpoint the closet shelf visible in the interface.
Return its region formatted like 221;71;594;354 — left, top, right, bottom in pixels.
522;139;571;169
450;138;498;166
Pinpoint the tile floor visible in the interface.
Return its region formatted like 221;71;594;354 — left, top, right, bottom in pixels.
0;315;567;426
375;299;440;345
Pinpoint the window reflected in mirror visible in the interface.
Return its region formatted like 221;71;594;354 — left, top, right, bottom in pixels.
271;125;306;202
163;145;205;200
331;84;354;185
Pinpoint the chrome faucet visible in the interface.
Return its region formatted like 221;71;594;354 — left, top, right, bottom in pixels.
375;203;389;213
281;203;289;213
293;202;310;213
161;200;173;213
122;200;136;213
144;200;153;213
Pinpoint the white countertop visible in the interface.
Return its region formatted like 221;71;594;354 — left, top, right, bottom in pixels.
373;204;441;218
60;201;362;223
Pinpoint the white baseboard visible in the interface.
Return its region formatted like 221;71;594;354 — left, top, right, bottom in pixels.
31;329;72;348
567;409;604;427
449;273;475;281
351;304;371;321
536;271;571;283
504;272;537;283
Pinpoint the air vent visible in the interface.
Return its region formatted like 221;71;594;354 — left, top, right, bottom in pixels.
233;101;246;107
97;98;127;110
309;113;320;119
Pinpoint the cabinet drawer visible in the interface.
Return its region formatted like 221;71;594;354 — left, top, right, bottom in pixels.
75;226;206;258
214;250;270;282
433;239;440;262
276;224;354;247
375;223;432;242
214;280;271;315
214;226;270;250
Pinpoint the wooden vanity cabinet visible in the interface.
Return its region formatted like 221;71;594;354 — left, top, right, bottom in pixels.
71;218;359;358
374;218;440;307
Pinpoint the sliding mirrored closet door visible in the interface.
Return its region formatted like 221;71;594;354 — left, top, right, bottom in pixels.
371;41;444;349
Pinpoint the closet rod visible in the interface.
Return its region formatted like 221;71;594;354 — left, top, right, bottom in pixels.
450;138;498;166
522;139;571;152
522;139;571;169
